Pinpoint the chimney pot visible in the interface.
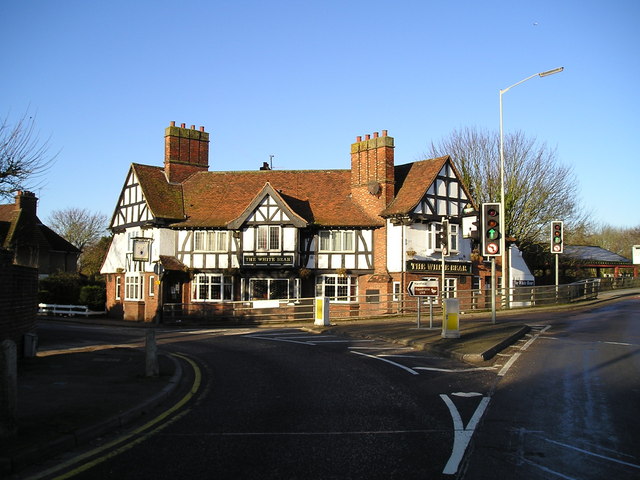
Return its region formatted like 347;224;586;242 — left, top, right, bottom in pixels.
200;126;205;132
365;134;370;140
181;123;186;128
356;136;362;142
191;125;195;129
382;130;388;137
373;132;379;138
170;121;175;127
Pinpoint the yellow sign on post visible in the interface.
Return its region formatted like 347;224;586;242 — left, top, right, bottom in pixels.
442;298;460;338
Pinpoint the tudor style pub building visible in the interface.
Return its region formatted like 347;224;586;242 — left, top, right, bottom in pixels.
101;122;482;322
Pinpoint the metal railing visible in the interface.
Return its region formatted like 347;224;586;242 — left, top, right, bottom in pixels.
38;303;107;317
160;277;639;326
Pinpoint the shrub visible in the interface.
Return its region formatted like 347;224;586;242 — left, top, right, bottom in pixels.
79;285;106;311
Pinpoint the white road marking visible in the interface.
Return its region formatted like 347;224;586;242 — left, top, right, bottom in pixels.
414;366;496;373
451;392;483;397
348;346;413;351
440;394;491;475
544;438;640;470
350;350;419;375
247;336;313;345
497;351;521;377
497;325;550;376
311;339;375;344
603;341;634;347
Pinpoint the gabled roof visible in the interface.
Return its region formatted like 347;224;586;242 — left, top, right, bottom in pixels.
381;156;468;217
0;204;19;248
227;182;308;229
0;202;79;253
132;164;185;220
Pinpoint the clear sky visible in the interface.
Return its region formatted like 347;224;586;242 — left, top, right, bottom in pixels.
1;0;638;229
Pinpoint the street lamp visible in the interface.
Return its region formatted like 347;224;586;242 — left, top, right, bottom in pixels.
498;66;563;304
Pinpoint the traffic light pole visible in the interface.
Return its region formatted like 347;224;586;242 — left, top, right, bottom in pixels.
555;253;559;298
491;257;496;324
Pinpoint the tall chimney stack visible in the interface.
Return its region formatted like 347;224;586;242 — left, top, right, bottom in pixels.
164;122;210;182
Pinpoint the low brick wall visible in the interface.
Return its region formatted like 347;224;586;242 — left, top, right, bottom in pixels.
0;251;38;355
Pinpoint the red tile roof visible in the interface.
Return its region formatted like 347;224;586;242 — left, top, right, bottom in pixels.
381;156;450;216
134;165;380;228
131;154;464;229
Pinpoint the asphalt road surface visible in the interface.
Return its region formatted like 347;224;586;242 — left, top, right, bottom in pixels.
462;298;640;479
29;297;640;479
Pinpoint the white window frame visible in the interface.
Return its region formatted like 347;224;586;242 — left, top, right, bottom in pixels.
124;274;144;301
192;274;233;302
316;275;358;303
444;277;457;298
149;275;155;297
318;230;355;253
115;276;121;300
248;278;290;300
392;281;401;301
256;225;281;251
427;222;459;253
194;230;228;252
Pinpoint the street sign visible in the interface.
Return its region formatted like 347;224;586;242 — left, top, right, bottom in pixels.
407;280;439;297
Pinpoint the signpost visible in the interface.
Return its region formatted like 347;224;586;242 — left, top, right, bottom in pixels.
407;280;439;329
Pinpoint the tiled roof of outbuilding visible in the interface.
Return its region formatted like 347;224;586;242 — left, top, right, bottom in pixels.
563;245;632;264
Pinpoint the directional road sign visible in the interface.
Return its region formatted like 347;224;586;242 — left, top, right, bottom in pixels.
407;280;439;297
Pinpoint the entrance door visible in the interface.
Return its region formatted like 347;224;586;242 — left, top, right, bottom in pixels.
165;278;182;303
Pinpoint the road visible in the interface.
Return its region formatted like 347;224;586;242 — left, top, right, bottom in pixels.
30;297;640;479
463;298;640;479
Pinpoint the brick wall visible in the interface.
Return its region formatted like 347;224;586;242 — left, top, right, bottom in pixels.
0;251;38;355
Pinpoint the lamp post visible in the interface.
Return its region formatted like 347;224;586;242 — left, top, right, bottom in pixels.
499;66;563;307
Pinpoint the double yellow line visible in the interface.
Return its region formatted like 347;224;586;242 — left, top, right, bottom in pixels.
26;353;201;480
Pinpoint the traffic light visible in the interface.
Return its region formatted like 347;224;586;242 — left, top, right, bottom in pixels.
440;219;450;255
551;221;563;253
481;203;502;257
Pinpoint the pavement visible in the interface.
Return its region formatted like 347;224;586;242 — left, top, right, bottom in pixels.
1;287;638;477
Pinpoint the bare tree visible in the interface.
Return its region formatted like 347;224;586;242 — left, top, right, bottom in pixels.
429;127;587;246
48;208;108;251
0;110;57;198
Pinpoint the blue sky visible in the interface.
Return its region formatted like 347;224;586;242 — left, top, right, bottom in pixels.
1;0;638;230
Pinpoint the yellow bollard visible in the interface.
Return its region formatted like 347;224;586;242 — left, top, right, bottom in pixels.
442;298;460;338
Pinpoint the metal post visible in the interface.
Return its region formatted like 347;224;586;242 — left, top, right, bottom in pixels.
555;253;559;301
416;297;421;329
429;297;434;329
491;257;497;324
145;329;159;377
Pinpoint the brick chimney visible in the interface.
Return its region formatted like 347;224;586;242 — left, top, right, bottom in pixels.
15;191;38;219
350;130;395;215
164;122;210;182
